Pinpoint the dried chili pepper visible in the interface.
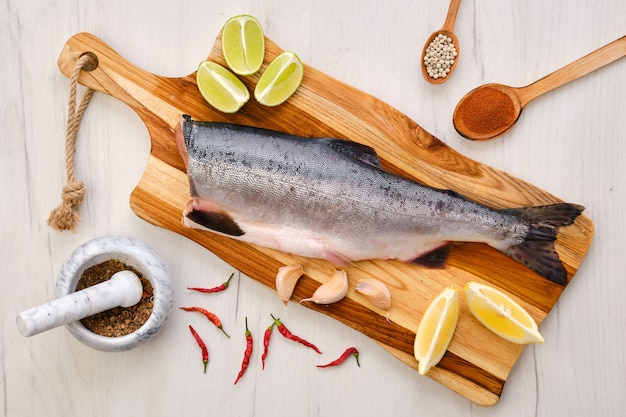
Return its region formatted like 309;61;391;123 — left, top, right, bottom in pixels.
317;347;360;368
271;314;321;354
179;306;230;338
261;320;275;370
234;316;253;385
188;325;209;373
187;272;234;294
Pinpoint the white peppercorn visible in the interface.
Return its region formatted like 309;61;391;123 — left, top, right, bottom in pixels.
424;33;457;79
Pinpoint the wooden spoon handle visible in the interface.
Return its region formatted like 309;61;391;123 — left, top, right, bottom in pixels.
442;0;462;32
515;35;626;107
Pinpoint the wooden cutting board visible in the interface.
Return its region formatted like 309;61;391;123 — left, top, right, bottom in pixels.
58;32;593;406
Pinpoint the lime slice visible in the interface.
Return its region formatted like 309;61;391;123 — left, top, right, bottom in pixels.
413;286;459;375
196;61;250;113
221;15;265;76
464;281;544;344
254;51;303;107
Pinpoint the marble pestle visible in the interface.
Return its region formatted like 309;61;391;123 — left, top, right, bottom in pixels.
16;270;143;337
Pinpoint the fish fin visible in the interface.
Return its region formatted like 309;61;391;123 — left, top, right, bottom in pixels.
500;203;584;286
183;203;245;237
501;203;584;229
411;244;452;268
323;138;383;169
440;188;466;199
322;250;354;267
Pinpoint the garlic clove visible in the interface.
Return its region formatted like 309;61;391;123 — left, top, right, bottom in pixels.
275;264;304;307
355;278;391;311
301;269;348;305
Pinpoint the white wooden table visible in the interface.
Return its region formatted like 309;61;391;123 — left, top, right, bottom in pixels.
1;0;624;415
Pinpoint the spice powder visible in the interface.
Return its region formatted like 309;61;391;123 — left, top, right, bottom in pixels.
76;259;154;337
457;87;517;136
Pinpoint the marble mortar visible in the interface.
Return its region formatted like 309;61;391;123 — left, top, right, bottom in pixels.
55;235;174;352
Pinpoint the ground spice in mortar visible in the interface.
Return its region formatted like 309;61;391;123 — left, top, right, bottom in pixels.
457;87;517;136
76;259;154;337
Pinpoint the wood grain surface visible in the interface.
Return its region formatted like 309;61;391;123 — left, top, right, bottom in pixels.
57;32;593;406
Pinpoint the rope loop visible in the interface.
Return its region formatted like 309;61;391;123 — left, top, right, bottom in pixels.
48;53;97;232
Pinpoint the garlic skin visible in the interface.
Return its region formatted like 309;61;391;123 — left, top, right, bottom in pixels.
355;278;391;311
301;269;348;305
275;264;304;307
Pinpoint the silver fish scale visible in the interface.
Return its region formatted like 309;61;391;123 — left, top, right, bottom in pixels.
184;122;525;247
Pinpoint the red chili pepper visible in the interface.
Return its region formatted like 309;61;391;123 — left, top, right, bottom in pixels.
271;314;321;354
234;317;253;385
188;325;209;373
261;321;275;370
187;272;234;293
317;347;360;368
179;306;230;338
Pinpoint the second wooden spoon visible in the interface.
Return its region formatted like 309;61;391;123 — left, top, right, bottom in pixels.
453;35;626;141
421;0;462;84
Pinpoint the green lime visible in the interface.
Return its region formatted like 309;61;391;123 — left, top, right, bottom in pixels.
221;15;265;76
254;51;303;107
196;61;250;113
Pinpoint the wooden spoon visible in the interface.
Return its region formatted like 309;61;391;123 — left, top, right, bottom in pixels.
421;0;462;84
453;35;626;141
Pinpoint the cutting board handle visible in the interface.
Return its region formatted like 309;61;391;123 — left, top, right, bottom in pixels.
58;32;203;170
57;32;185;133
58;33;121;93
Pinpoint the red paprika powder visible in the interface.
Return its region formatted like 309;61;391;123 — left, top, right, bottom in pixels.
456;86;517;136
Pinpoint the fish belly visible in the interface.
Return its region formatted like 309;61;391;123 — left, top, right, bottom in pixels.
183;196;454;264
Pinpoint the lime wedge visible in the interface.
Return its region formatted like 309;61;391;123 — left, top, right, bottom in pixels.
254;51;303;107
196;61;250;113
221;15;265;76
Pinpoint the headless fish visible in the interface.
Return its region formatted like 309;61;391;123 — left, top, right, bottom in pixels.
175;115;583;286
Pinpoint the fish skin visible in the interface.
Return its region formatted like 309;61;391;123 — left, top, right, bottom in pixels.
176;115;583;285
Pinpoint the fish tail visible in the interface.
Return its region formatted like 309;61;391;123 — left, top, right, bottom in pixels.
500;203;584;286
